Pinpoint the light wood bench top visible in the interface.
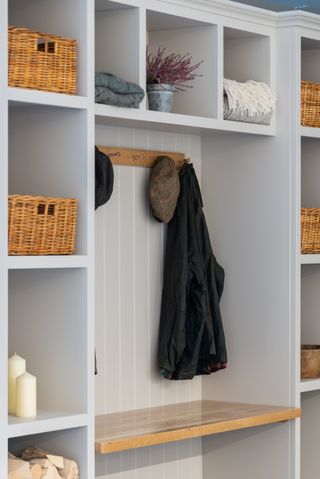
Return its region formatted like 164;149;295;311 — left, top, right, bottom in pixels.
95;400;300;454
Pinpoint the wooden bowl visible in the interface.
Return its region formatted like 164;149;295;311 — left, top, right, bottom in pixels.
301;345;320;379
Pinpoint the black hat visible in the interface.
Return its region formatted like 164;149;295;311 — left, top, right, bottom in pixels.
95;146;114;210
149;156;180;223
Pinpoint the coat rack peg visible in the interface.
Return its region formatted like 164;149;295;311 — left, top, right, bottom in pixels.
97;146;186;169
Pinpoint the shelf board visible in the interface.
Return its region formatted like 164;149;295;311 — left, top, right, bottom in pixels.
300;126;320;138
95;104;276;136
300;378;320;393
8;411;88;438
300;254;320;264
8;87;89;110
7;255;88;270
95;400;300;454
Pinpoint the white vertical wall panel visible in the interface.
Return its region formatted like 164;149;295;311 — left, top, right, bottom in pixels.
202;133;292;407
95;124;202;479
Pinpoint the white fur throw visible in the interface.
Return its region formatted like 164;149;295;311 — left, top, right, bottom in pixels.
224;79;277;125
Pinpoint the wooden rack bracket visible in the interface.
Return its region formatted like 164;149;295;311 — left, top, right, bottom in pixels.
97;146;186;168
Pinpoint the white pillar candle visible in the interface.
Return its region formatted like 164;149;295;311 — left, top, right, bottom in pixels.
16;371;37;418
8;353;26;415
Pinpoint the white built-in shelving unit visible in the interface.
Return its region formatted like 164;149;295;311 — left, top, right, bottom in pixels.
2;0;320;478
0;0;95;477
299;27;320;479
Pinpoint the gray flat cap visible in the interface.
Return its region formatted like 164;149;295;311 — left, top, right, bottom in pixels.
149;156;180;223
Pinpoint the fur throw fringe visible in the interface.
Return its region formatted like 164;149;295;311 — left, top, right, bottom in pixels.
224;79;277;125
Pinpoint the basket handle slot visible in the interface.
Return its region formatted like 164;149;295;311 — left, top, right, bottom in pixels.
37;204;55;216
37;39;46;52
37;203;45;215
37;39;56;54
48;204;55;215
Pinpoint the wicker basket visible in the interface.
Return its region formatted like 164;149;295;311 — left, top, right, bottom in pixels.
8;26;77;94
8;195;78;255
301;345;320;379
301;208;320;254
301;81;320;128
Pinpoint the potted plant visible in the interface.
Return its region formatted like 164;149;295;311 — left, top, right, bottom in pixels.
146;47;203;113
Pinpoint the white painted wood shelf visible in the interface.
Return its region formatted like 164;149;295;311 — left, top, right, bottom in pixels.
300;379;320;393
8;87;89;109
95;104;276;136
7;255;89;270
8;411;88;438
301;126;320;139
300;254;320;265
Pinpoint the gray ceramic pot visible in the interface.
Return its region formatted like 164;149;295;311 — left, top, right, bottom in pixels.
147;83;175;112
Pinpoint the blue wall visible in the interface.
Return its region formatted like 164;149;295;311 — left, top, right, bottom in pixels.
235;0;320;14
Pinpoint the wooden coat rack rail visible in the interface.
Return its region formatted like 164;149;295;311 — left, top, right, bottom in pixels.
97;146;186;168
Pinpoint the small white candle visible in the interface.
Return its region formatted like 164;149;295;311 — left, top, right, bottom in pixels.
16;371;37;418
8;353;26;415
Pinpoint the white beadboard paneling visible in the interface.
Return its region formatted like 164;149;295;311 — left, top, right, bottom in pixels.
95;439;203;479
95;125;202;413
95;125;202;479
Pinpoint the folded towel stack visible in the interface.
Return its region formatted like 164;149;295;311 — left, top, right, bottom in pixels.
224;79;277;125
95;72;145;108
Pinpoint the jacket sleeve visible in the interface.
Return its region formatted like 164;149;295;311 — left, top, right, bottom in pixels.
158;286;187;377
207;256;227;364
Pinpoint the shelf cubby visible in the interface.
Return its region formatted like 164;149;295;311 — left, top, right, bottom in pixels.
9;103;88;255
301;265;320;345
8;268;88;417
146;10;218;118
8;0;88;96
224;27;270;85
301;391;320;478
9;427;88;478
95;1;140;89
301;37;320;84
301;137;320;209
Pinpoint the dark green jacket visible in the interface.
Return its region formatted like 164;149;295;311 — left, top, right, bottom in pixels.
158;164;227;380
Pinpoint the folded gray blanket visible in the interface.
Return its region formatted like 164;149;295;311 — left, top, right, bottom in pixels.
95;72;145;108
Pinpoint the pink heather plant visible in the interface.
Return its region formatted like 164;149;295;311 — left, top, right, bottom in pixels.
146;47;203;91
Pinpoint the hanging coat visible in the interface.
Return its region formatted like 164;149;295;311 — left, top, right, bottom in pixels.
158;163;227;380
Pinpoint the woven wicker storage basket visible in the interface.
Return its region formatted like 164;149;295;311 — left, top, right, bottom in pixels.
301;208;320;254
8;195;78;255
301;346;320;379
301;81;320;128
8;26;77;94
